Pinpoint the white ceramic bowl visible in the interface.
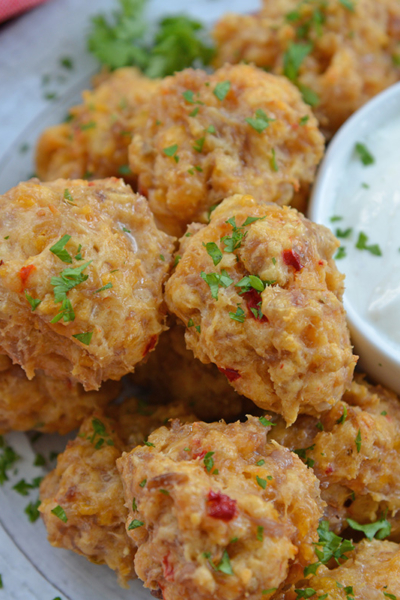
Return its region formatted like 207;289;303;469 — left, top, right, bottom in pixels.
309;81;400;395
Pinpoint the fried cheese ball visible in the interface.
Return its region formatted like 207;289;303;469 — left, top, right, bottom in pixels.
36;68;159;184
0;178;174;390
39;397;196;587
213;0;400;138
0;354;118;434
270;374;400;541
277;539;400;600
128;64;324;236
131;319;261;422
117;417;323;600
165;194;356;425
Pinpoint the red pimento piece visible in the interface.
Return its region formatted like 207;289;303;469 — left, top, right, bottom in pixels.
143;335;157;358
283;249;303;271
162;554;174;582
218;366;241;382
193;450;207;460
325;465;334;475
0;260;3;266
19;264;36;292
207;490;237;521
244;289;268;323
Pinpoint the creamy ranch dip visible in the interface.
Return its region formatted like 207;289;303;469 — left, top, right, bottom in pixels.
330;119;400;354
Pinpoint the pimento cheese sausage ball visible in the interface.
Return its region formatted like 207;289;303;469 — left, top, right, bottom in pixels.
131;319;261;422
277;539;400;600
39;398;196;586
269;374;400;541
36;68;159;184
128;63;324;236
165;194;356;425
213;0;400;139
117;417;323;600
0;178;174;390
0;354;118;434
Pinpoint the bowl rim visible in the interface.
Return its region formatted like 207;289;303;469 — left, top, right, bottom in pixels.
309;80;400;367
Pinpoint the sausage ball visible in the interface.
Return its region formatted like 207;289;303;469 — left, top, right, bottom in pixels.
128;63;324;236
165;194;356;424
117;417;323;600
36;68;159;184
213;0;400;139
0;354;118;434
39;397;196;586
269;374;400;541
131;319;261;422
277;539;400;600
0;178;174;390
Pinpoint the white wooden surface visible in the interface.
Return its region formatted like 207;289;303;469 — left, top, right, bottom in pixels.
0;0;260;598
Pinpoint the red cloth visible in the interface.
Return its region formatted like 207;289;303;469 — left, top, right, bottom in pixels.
0;0;49;23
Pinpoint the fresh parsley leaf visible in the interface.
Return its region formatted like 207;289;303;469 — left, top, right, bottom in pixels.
299;84;320;107
262;590;278;595
94;282;113;293
347;514;391;540
63;188;75;204
75;244;83;260
336;405;347;424
60;56;73;69
257;526;264;541
204;451;215;472
335;247;347;260
270;148;279;172
330;215;343;222
314;520;354;566
213;81;231;101
128;519;144;530
25;291;41;312
201;270;233;300
384;593;397;600
256;475;267;489
50;297;75;324
72;332;93;346
34;453;46;467
229;305;245;323
118;164;132;175
163;144;179;162
50;235;73;264
216;550;233;575
193;137;205;153
299;115;309;125
25;499;41;523
259;416;275;427
132;498;137;511
339;0;355;11
336;228;352;238
51;505;68;523
139;478;147;487
355;142;375;166
284;41;313;81
246;109;274;133
256;459;265;466
355;232;382;256
0;442;20;485
295;590;317;599
80;120;96;130
204;242;222;266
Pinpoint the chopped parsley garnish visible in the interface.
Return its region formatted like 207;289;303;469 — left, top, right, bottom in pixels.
298;83;320;107
94;282;113;293
236;275;274;294
25;499;41;523
256;475;267;489
159;488;170;495
304;520;354;576
336;228;352;238
50;235;73;264
207;125;216;133
204;242;222;265
193;137;205;153
87;418;114;449
295;590;318;599
216;550;233;575
63;188;75;204
0;574;2;588
316;421;324;431
34;453;46;467
246;109;274;133
355;142;375;166
339;0;355;11
80;120;96;130
201;270;233;300
347;513;391;540
118;164;132;175
0;439;20;485
144;441;155;447
25;291;41;312
381;410;388;416
256;459;265;466
262;590;278;595
229;305;245;323
51;261;92;323
13;477;43;496
122;227;131;233
270;148;279;172
51;297;75;324
204;451;215;472
139;478;147;487
132;498;137;511
128;519;144;530
72;331;93;345
362;182;370;189
294;445;315;469
213;81;231;101
355;232;382;256
189;107;200;117
60;56;74;69
4;236;9;240
299;115;309;125
163;144;179;162
174;255;181;267
259;416;275;427
330;215;343;222
336;405;347;424
284;41;312;82
51;505;68;522
335;247;347;260
384;593;397;600
221;216;247;252
75;244;83;260
257;526;264;541
182;90;203;104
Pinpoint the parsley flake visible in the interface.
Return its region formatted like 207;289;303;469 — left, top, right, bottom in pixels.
139;478;147;488
51;505;68;522
72;332;93;346
256;459;265;466
384;593;397;600
246;109;274;133
163;144;179;162
339;0;355;11
347;514;391;540
216;550;233;575
128;519;144;530
335;247;347;260
299;115;309;125
0;440;20;485
270;148;279;172
25;291;41;312
284;42;312;81
256;475;267;489
229;305;246;323
336;228;352;238
355;232;382;256
204;451;215;472
201;270;233;300
25;499;41;523
50;235;73;264
94;282;113;293
355;142;375;166
259;416;275;427
213;81;231;101
204;242;222;265
193;136;205;153
330;215;343;222
257;526;264;541
63;188;75;204
132;498;137;511
336;405;347;424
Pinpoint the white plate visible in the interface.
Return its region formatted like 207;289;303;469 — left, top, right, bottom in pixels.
0;1;260;598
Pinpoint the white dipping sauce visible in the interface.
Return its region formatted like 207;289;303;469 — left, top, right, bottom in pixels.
332;118;400;354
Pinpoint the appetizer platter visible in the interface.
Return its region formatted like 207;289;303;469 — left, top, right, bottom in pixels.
1;0;400;599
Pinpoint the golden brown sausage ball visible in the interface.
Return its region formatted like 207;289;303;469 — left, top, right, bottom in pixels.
277;539;400;600
117;417;323;600
131;319;261;422
213;0;400;139
165;194;356;424
128;64;324;236
39;397;196;587
36;68;159;184
0;178;174;390
0;354;118;434
269;374;400;541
